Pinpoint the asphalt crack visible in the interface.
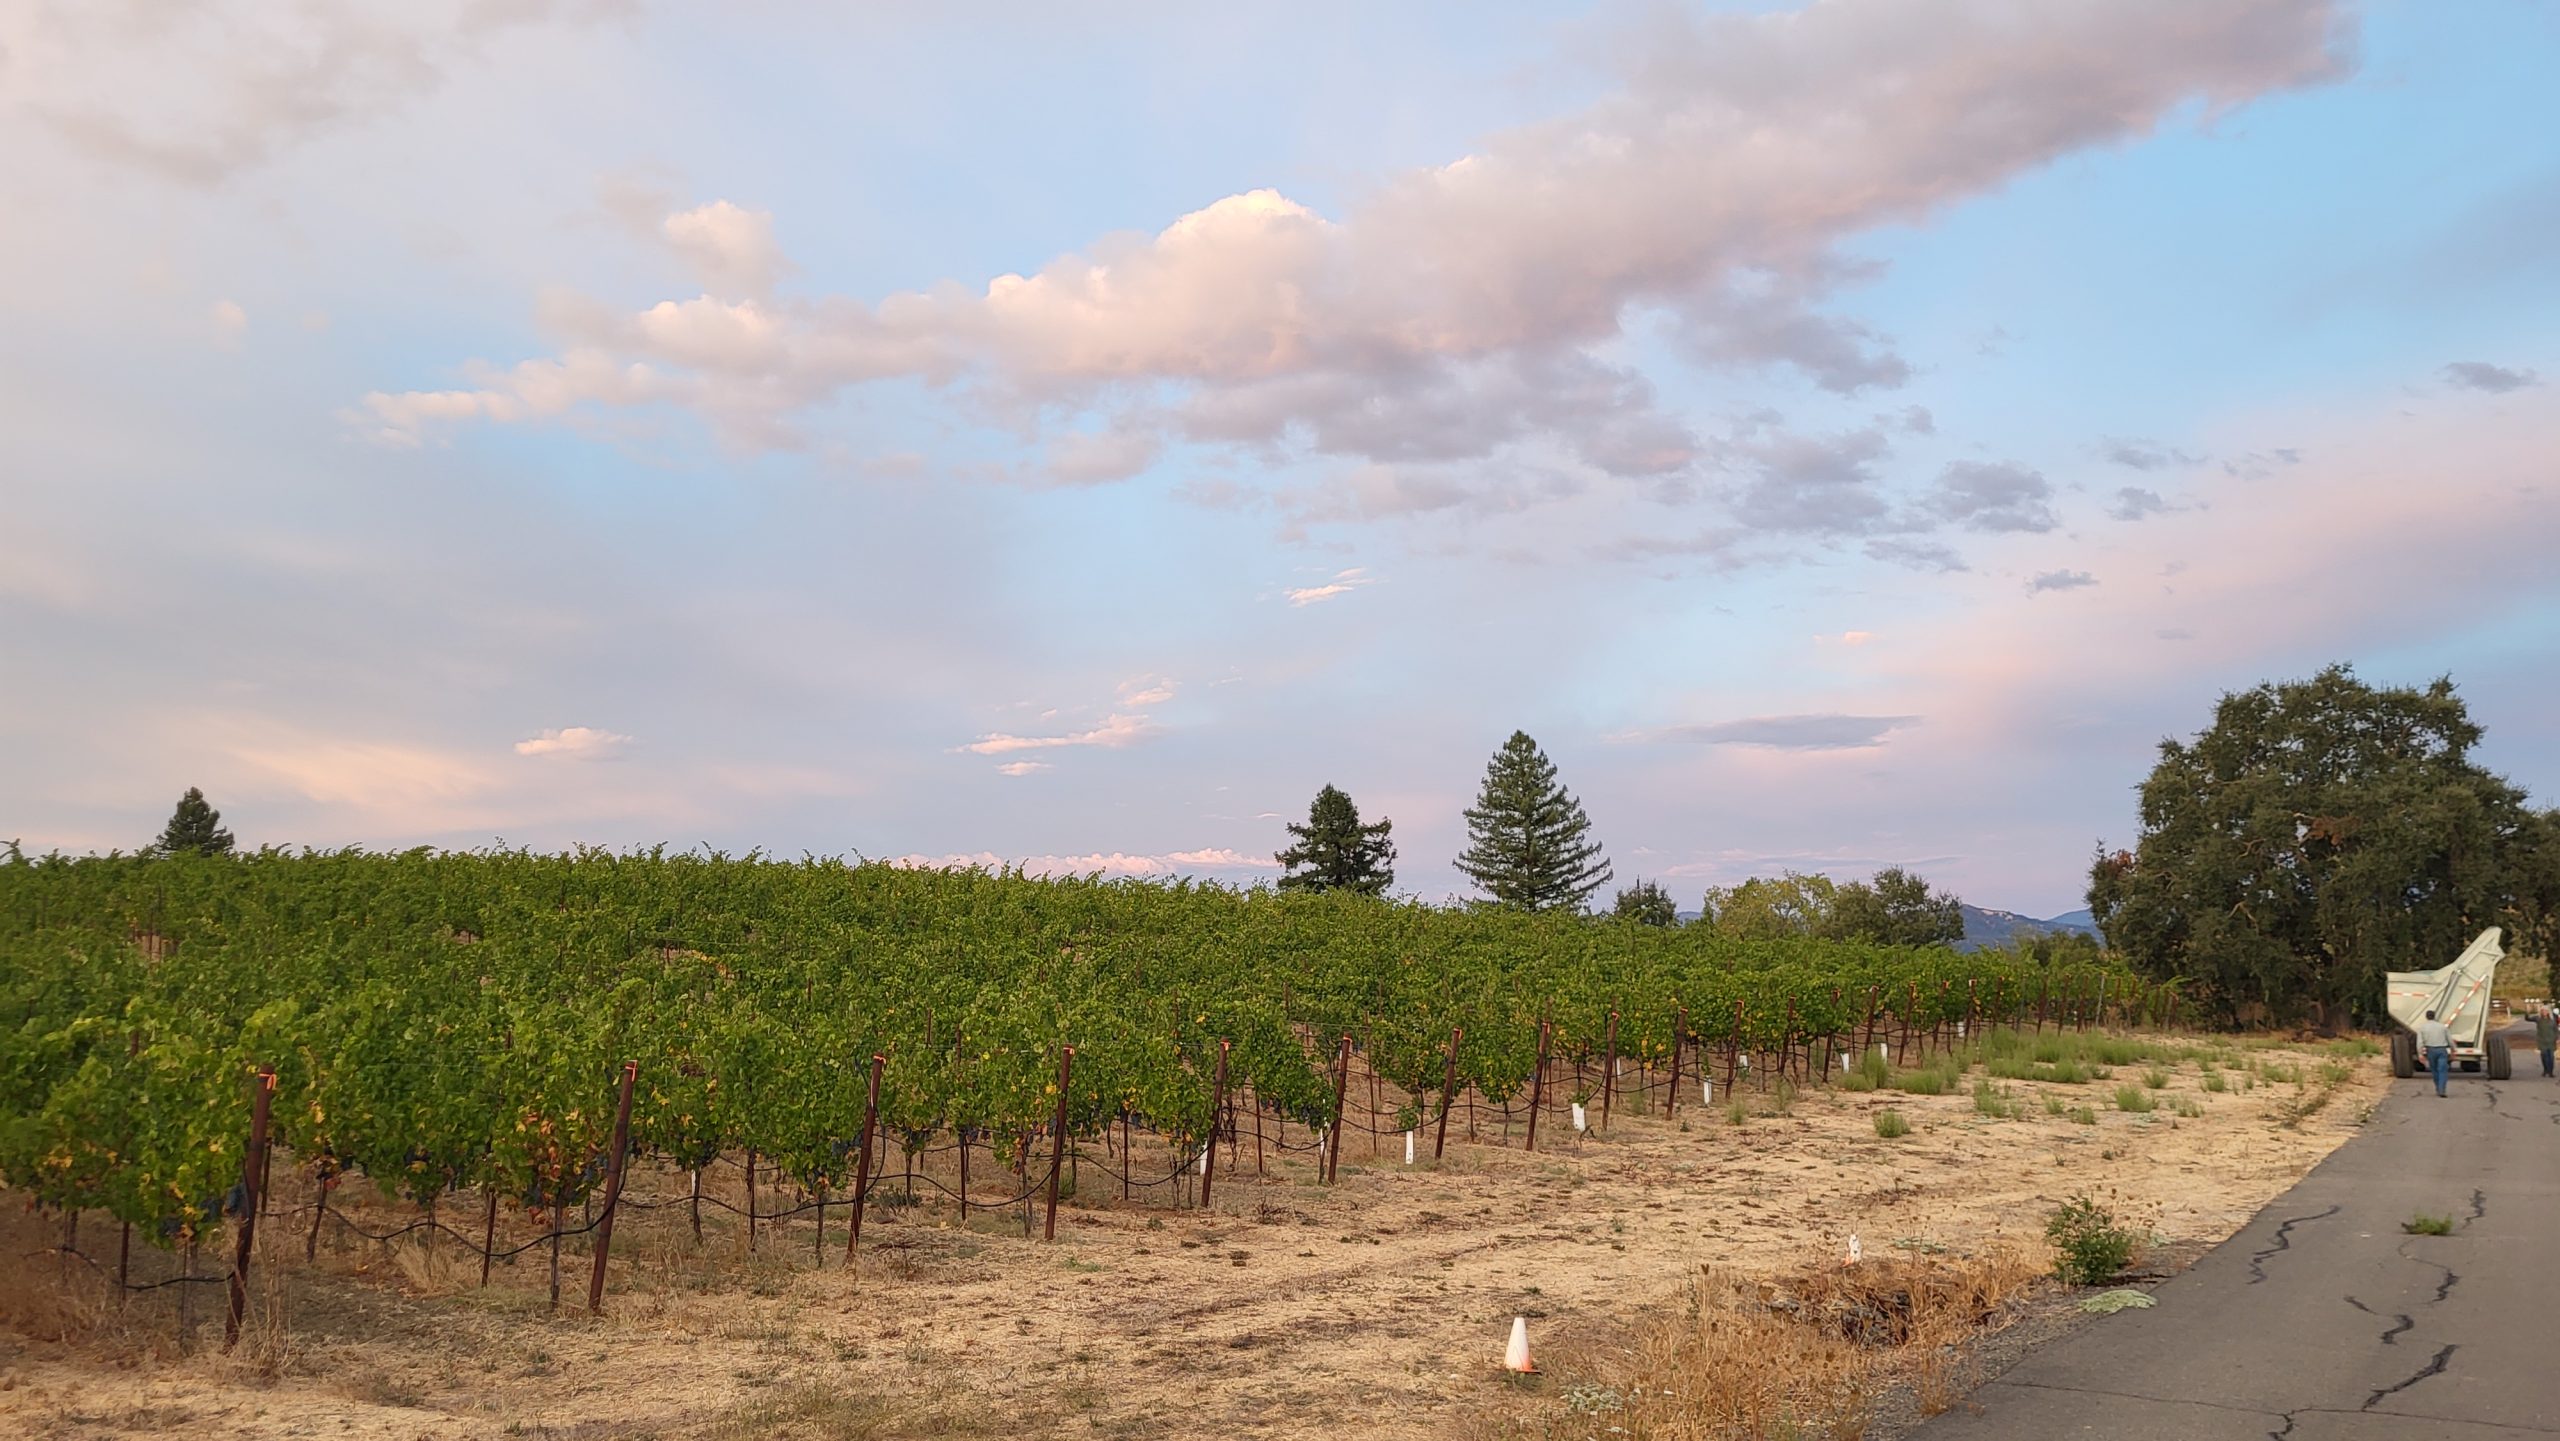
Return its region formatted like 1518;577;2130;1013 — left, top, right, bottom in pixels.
2465;1187;2487;1226
2343;1295;2414;1345
2362;1342;2456;1410
2246;1204;2340;1285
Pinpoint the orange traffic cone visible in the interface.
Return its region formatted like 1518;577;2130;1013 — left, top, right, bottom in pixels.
1504;1315;1536;1373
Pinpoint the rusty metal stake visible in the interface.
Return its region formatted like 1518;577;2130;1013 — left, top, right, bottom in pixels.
1433;1027;1463;1160
1323;1035;1352;1182
1667;1007;1685;1120
1042;1047;1074;1242
1600;1009;1619;1131
224;1065;275;1349
586;1061;637;1313
847;1053;885;1263
1525;1022;1550;1153
1202;1040;1229;1210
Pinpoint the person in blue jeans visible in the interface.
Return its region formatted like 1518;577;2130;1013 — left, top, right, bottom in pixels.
2417;1010;2453;1097
2536;1003;2557;1078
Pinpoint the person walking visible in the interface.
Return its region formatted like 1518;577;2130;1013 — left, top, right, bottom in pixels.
2536;1003;2556;1079
2418;1010;2454;1097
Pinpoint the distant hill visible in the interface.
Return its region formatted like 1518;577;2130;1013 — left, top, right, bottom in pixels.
1956;903;2101;953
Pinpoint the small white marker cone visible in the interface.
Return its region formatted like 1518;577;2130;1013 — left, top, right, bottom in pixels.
1841;1053;1852;1072
1702;1078;1713;1105
1877;1042;1889;1062
1740;1053;1750;1070
1957;1022;1967;1038
1405;1130;1416;1165
1505;1315;1536;1373
1571;1102;1587;1133
1847;1232;1863;1266
1198;1146;1209;1176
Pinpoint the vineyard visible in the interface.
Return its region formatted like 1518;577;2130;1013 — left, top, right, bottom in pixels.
0;847;2154;1320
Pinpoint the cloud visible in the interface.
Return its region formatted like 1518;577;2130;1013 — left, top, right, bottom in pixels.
1163;848;1278;868
2107;486;2181;521
2440;361;2540;394
1863;538;1969;573
1044;428;1162;486
995;761;1050;777
10;2;617;186
2024;569;2098;595
1727;426;1895;535
663;201;785;298
1928;461;2057;534
365;0;2352;483
891;848;1274;879
208;299;248;348
959;713;1159;755
1286;568;1373;607
514;726;634;759
1117;676;1179;708
1816;631;1874;647
2097;437;2204;470
1657;714;1921;750
2222;447;2303;479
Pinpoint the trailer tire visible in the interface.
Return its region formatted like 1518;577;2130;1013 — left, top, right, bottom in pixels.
2390;1031;2415;1079
2488;1033;2513;1081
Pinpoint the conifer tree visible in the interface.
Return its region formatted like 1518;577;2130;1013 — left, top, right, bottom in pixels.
153;787;235;857
1456;731;1611;911
1275;784;1396;896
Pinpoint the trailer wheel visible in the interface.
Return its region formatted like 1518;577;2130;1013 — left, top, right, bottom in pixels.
2488;1033;2513;1081
2390;1031;2415;1079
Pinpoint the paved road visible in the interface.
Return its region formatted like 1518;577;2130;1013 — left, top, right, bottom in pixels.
1919;1030;2560;1440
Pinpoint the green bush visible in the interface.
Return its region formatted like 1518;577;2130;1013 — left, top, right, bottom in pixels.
2142;1067;2172;1090
2202;1072;2229;1093
2069;1105;2098;1125
1874;1109;1911;1139
2042;1093;2067;1116
2403;1213;2453;1236
2113;1085;2156;1113
1894;1063;1959;1096
2045;1195;2139;1285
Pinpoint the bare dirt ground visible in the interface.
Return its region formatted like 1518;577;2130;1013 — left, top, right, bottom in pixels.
0;1034;2386;1440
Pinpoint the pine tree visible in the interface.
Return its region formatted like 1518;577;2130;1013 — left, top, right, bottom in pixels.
1275;784;1396;896
153;787;236;857
1456;731;1611;911
1611;878;1679;926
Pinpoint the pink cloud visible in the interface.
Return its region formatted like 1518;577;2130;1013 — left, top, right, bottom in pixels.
360;1;2350;473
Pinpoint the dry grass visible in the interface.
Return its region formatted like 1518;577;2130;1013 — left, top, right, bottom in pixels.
1456;1249;2047;1441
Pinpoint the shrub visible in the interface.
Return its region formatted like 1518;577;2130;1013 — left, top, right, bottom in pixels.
2142;1068;2171;1090
2068;1105;2097;1125
2173;1096;2203;1118
2403;1213;2453;1236
1972;1077;2020;1119
2202;1072;2229;1093
1895;1064;1958;1096
2042;1093;2066;1116
2111;1084;2155;1113
1726;1097;1749;1126
1873;1109;1911;1139
2045;1195;2139;1285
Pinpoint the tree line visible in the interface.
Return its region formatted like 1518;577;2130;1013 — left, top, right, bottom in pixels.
1273;729;1968;946
124;663;2560;1028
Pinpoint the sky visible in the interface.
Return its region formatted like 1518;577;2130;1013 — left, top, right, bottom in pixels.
2;0;2554;917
